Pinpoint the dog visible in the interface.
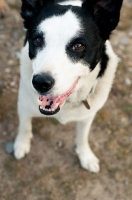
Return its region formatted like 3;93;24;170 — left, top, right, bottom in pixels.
13;0;123;173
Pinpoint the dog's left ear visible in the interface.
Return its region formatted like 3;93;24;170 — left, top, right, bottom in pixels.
21;0;54;28
82;0;123;40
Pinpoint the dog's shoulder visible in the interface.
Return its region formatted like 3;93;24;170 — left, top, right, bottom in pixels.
98;40;119;78
87;40;119;111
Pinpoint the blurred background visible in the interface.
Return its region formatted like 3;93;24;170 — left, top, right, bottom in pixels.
0;0;132;199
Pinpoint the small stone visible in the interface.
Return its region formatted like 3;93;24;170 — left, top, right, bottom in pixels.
0;35;5;39
130;94;132;99
118;57;123;63
121;117;128;123
107;130;112;135
128;68;132;73
12;89;17;93
16;51;21;59
120;37;129;45
10;81;16;87
5;68;11;73
128;31;132;37
57;140;64;148
0;25;4;30
8;60;14;66
0;80;4;87
125;78;132;86
3;131;7;136
124;181;128;186
5;142;14;154
12;32;19;40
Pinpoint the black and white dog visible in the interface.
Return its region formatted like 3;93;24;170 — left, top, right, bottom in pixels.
14;0;123;173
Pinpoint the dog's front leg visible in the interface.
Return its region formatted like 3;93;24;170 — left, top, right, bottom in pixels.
76;114;100;173
14;112;33;160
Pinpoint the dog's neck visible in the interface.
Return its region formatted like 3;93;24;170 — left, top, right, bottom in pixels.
66;63;100;106
66;41;110;107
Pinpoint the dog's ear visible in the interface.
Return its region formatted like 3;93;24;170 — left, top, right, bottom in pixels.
82;0;123;40
21;0;54;26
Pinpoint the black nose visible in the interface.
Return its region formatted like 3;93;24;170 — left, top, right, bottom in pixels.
32;73;55;93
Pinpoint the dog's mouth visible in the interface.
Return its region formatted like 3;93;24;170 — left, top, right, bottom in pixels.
38;78;79;115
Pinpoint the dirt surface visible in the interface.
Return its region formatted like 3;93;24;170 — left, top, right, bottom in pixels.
0;1;132;200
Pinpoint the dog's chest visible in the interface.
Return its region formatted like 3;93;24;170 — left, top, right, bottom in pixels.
55;101;92;124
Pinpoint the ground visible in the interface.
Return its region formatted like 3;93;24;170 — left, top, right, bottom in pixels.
0;0;132;200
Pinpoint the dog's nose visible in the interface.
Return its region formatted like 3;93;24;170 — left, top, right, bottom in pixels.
32;73;55;93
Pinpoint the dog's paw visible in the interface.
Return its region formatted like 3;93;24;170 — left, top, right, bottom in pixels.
14;139;31;160
79;154;100;173
76;148;100;173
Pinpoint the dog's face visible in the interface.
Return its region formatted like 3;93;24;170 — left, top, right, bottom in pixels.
27;5;104;115
21;0;123;115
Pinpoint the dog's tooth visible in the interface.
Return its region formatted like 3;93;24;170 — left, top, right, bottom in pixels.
51;103;57;111
40;106;43;109
55;103;59;109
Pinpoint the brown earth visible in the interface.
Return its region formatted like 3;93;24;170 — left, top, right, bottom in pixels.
0;1;132;200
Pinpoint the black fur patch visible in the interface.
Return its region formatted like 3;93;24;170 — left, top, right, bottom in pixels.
24;5;71;59
66;6;104;70
24;32;28;46
97;45;109;78
82;0;123;40
22;3;70;29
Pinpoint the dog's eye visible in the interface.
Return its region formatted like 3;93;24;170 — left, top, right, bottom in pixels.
72;43;85;51
34;37;43;46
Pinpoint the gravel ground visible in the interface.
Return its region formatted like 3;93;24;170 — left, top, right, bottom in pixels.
0;1;132;200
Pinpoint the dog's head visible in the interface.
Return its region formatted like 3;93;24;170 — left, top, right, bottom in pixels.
21;0;123;115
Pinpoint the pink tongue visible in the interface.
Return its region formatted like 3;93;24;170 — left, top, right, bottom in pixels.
39;95;67;110
39;78;79;111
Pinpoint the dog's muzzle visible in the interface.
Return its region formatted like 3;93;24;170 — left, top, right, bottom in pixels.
37;78;79;116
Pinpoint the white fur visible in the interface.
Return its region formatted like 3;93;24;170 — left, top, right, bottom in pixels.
14;2;119;173
59;0;82;6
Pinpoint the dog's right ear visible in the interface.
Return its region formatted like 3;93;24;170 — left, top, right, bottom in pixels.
21;0;54;27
